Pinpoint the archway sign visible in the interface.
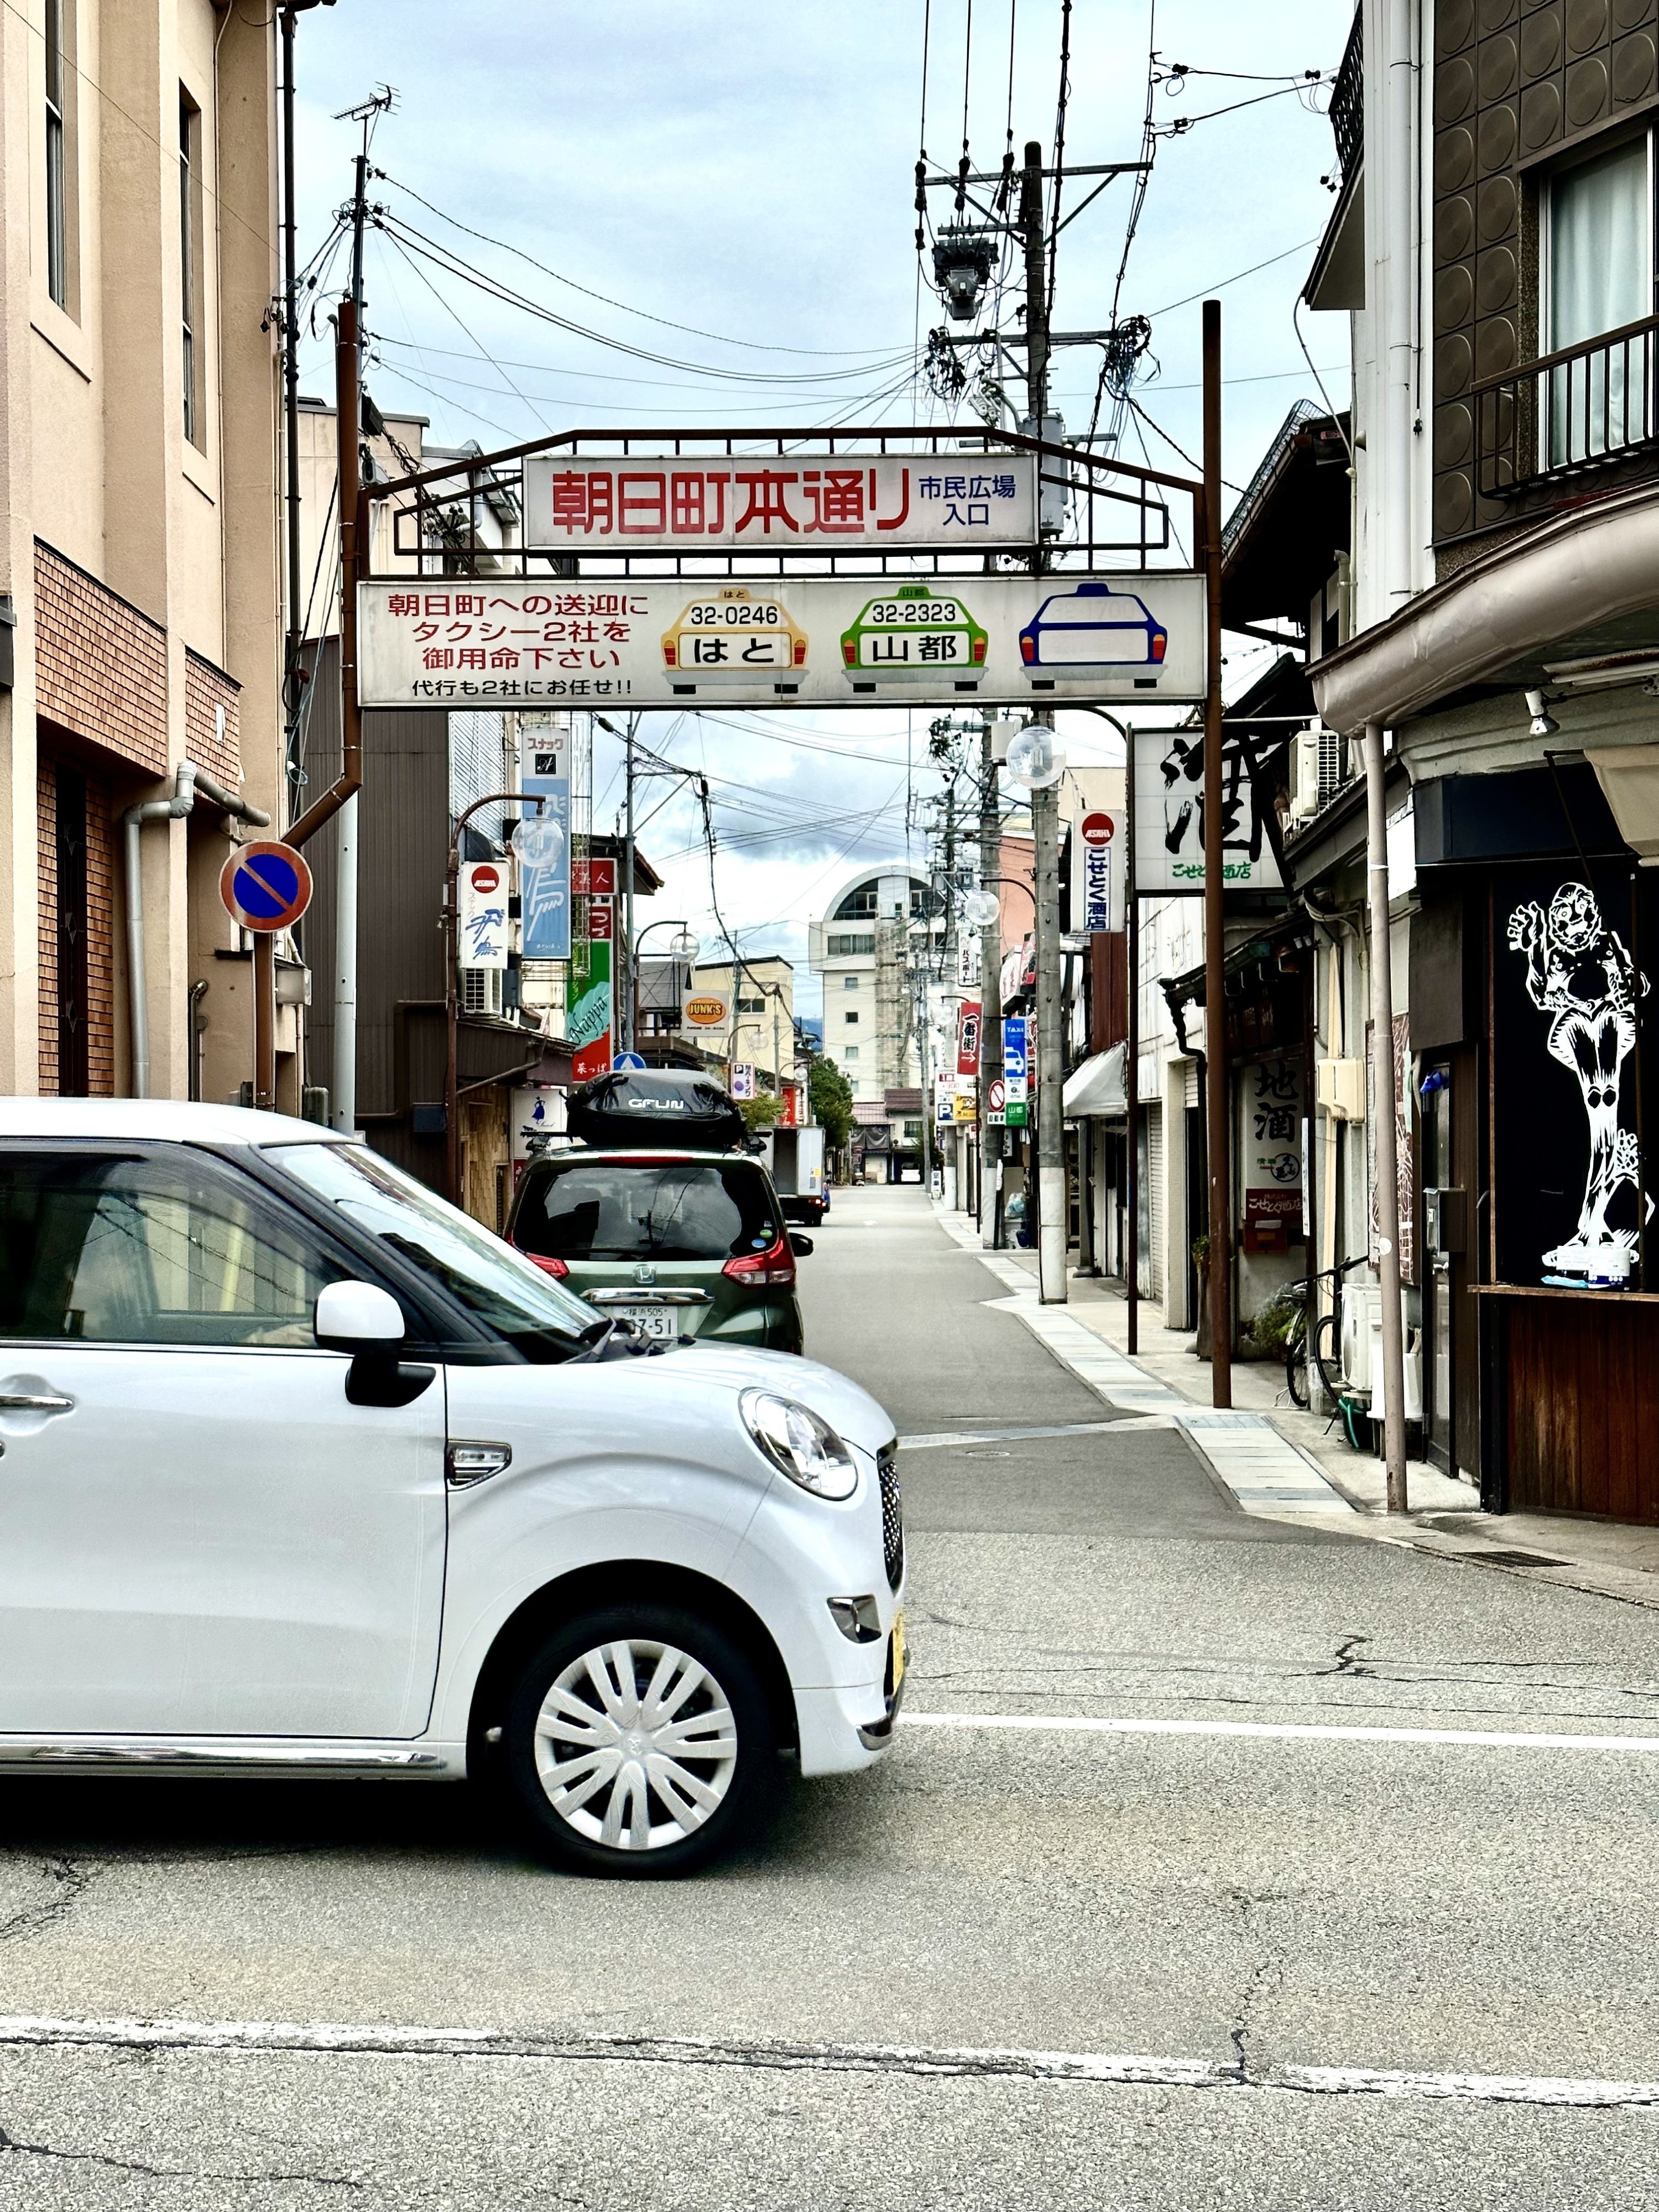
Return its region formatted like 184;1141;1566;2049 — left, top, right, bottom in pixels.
349;422;1209;1202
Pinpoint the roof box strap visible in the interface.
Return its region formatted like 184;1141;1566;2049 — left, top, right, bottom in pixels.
566;1070;748;1154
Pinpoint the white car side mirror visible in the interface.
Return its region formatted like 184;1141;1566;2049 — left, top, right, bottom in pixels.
315;1280;405;1351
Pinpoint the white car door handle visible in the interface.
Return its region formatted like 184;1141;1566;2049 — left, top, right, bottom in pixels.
0;1392;74;1412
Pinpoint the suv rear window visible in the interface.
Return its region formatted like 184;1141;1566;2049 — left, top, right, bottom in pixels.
516;1157;780;1263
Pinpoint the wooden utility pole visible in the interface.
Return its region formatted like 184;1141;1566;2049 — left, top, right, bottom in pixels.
978;715;1003;1244
1201;299;1232;1406
1126;723;1139;1355
1364;719;1409;1509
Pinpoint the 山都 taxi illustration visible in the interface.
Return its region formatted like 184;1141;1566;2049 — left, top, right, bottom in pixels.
1018;581;1168;683
840;583;989;691
662;588;808;691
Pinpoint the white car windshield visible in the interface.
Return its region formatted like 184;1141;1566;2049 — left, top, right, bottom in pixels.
265;1141;602;1360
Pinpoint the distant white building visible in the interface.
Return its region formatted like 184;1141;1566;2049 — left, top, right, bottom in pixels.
807;865;941;1104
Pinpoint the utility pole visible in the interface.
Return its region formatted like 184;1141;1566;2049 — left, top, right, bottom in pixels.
1125;723;1140;1355
331;132;372;1136
622;714;637;1053
1021;138;1067;1305
1201;299;1232;1404
978;714;1003;1245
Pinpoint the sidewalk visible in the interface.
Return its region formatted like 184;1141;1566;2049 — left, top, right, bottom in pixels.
932;1201;1659;1613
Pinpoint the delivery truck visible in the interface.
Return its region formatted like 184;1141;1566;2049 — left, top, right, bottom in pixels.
762;1123;827;1225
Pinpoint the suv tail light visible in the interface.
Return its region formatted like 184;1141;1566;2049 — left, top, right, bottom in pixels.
523;1250;568;1278
722;1233;795;1288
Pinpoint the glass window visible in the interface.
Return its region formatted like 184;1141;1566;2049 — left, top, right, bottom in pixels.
267;1140;601;1363
179;90;205;449
844;1010;859;1024
44;0;65;307
515;1159;780;1264
1547;135;1652;462
844;1046;859;1061
843;975;858;988
0;1150;346;1348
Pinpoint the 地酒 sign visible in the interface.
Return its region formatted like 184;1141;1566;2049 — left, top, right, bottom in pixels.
458;860;508;971
219;841;312;933
357;573;1207;713
521;455;1038;554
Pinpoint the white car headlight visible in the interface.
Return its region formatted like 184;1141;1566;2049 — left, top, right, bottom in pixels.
740;1391;858;1500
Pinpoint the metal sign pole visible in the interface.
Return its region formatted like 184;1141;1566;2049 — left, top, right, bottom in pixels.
1126;724;1140;1357
1201;299;1233;1408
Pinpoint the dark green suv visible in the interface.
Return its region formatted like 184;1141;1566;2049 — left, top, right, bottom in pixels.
506;1149;809;1354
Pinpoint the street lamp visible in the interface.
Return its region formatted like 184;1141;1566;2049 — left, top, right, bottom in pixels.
632;917;698;1052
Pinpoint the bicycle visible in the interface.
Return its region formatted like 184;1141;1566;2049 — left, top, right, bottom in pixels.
1283;1253;1369;1423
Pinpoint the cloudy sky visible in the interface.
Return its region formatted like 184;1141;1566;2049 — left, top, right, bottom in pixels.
291;0;1353;1019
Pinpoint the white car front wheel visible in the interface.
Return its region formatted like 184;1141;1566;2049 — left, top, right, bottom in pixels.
504;1605;773;1874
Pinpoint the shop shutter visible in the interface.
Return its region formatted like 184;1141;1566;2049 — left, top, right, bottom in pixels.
1145;1104;1164;1300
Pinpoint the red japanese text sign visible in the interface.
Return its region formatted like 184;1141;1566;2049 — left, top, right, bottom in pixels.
522;455;1037;552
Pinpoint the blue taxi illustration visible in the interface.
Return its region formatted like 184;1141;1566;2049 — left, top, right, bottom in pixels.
1018;581;1167;675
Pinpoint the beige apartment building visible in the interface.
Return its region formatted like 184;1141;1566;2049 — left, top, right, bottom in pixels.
0;2;283;1104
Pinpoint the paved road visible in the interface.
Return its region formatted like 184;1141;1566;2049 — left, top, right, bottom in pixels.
0;1187;1656;2205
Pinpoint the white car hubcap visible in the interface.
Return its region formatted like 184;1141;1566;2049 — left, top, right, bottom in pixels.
532;1638;739;1851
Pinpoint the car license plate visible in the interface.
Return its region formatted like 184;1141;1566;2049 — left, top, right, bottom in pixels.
890;1610;906;1691
609;1305;678;1341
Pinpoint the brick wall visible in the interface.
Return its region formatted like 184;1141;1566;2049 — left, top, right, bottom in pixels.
36;747;116;1097
36;766;57;1094
184;649;242;786
33;542;168;776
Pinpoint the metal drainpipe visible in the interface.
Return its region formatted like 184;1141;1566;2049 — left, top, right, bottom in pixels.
124;764;272;1100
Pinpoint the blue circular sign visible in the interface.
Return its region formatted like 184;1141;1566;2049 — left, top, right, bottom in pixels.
219;840;313;933
612;1051;648;1072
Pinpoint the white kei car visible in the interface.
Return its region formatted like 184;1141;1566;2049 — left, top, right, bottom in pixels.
0;1103;904;1875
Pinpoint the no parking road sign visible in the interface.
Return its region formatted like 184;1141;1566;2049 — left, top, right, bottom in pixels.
220;840;313;933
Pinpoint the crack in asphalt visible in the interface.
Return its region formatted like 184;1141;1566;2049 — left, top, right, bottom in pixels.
1223;1888;1292;2088
0;1856;97;1946
0;2122;367;2191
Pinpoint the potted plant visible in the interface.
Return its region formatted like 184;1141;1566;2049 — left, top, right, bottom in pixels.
1192;1232;1211;1358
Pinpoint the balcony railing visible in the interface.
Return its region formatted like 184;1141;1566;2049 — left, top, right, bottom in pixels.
1472;312;1659;501
1329;9;1362;184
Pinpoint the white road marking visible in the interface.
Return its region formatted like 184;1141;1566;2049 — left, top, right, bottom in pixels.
903;1711;1659;1754
0;2014;1651;2109
897;1418;1172;1449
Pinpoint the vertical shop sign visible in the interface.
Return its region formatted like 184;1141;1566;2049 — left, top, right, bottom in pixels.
568;855;615;1081
458;861;508;970
956;1001;982;1077
520;732;572;959
1242;1055;1303;1249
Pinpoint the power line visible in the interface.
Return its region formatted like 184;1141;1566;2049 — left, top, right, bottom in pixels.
377;171;905;359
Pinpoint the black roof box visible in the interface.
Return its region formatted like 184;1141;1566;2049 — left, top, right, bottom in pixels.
566;1069;747;1153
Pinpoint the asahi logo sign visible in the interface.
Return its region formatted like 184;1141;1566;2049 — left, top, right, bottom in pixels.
684;995;729;1029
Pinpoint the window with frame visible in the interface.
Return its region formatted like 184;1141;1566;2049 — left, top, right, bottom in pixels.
843;1046;860;1061
179;89;206;450
43;0;72;311
1544;131;1655;467
844;1010;859;1024
842;975;858;988
0;1152;350;1348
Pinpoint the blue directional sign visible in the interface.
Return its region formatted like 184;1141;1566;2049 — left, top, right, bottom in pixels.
612;1051;648;1071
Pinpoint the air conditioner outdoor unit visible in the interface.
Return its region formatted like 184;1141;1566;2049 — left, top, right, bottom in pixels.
460;967;505;1019
1316;1056;1366;1121
1289;726;1348;823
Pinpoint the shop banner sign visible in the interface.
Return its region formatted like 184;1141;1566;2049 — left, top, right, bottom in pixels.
1133;728;1284;894
1003;1016;1029;1103
956;1000;982;1077
1243;1055;1303;1248
359;573;1206;712
1078;810;1123;933
458;860;508;971
522;455;1039;554
518;752;571;959
731;1063;756;1101
568;857;615;1083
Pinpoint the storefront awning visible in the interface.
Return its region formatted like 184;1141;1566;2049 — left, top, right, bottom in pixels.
1587;744;1659;863
1062;1043;1127;1119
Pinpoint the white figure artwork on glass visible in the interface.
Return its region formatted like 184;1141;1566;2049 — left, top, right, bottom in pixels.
1506;881;1649;1274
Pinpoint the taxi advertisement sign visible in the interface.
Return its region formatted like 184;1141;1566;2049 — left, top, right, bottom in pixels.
358;573;1206;712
